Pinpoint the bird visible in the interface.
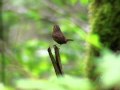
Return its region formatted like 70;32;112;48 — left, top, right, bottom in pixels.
52;24;73;45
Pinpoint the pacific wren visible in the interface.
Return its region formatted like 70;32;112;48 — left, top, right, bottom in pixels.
52;25;73;45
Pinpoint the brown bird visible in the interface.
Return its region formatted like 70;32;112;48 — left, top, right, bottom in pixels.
52;25;73;45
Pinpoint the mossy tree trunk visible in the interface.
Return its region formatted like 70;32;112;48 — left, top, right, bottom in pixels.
0;0;6;84
86;0;120;79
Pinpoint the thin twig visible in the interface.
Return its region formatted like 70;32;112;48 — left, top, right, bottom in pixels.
54;45;63;75
48;47;60;76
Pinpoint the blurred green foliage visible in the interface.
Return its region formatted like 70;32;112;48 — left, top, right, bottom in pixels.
2;0;89;78
1;50;120;90
15;76;93;90
97;50;120;89
1;0;120;90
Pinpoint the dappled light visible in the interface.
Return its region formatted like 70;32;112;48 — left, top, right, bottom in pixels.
0;0;120;90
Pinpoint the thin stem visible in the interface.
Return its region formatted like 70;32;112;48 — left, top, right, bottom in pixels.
54;45;63;75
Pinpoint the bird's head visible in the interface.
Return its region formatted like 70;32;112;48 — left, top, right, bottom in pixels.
53;25;61;32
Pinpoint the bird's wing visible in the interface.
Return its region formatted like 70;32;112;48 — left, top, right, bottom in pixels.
52;32;65;40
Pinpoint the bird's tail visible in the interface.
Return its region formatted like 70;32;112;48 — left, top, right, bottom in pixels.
66;39;73;42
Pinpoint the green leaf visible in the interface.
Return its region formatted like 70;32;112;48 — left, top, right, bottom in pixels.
25;10;40;20
3;11;19;24
97;50;120;88
51;0;63;6
70;0;78;5
26;39;39;47
79;0;89;5
86;34;102;49
16;76;93;90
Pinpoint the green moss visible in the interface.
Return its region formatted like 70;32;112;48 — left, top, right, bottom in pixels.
90;0;120;50
85;0;120;79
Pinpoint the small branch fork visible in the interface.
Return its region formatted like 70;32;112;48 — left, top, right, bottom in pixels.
48;45;63;77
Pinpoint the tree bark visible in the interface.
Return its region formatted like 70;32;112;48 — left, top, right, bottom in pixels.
0;0;6;84
86;0;120;79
